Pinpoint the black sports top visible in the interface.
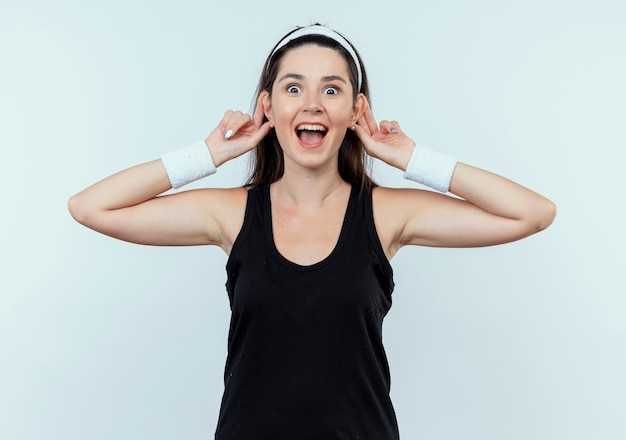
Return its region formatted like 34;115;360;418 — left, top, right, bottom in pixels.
216;184;399;439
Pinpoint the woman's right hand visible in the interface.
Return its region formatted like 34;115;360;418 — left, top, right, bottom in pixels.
205;100;272;167
68;100;271;248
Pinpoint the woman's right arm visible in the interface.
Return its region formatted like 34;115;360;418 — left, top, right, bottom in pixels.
68;105;271;248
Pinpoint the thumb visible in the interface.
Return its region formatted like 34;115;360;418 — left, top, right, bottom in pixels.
248;121;273;146
351;123;375;151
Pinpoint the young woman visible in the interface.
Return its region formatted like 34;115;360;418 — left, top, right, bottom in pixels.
69;24;556;440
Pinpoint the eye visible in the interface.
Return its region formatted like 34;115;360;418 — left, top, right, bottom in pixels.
287;85;302;94
323;86;339;95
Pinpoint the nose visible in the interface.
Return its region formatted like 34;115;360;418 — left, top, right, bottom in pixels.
303;92;323;113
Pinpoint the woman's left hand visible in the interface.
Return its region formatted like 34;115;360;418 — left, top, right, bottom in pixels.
352;101;416;171
352;101;556;251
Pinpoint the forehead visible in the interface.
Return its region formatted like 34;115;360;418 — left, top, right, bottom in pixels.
277;44;350;78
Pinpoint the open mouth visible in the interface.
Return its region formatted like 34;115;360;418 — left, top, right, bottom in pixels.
296;123;328;146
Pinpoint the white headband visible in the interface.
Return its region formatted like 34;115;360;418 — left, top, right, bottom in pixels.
270;25;363;91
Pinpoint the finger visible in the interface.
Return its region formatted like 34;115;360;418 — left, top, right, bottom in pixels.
223;112;253;140
379;120;394;134
220;110;240;138
362;102;379;135
219;110;234;135
247;121;273;146
352;122;375;151
356;115;371;136
252;98;268;128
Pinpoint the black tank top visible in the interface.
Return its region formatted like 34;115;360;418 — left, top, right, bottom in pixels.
216;184;399;439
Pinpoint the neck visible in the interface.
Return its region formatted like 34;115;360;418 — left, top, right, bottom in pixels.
272;167;349;207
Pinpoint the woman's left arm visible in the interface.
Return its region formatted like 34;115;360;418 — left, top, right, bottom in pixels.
416;162;556;247
353;101;556;249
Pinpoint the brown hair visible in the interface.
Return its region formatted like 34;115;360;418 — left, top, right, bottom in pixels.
245;25;376;192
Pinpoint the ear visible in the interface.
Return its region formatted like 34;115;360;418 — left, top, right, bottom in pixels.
258;90;273;125
350;93;367;125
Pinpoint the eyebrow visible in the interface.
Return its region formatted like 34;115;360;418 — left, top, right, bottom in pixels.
277;73;348;84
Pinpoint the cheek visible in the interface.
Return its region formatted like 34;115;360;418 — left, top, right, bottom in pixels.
333;98;357;118
271;101;298;123
332;106;356;126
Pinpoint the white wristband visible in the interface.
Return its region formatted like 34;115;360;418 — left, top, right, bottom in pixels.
160;140;217;189
403;143;457;192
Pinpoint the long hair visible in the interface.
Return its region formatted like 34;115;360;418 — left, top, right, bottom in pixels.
245;26;376;192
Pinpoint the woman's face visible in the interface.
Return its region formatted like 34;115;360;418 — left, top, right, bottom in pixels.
262;44;364;171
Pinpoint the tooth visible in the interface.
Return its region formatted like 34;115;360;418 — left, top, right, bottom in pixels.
297;124;325;131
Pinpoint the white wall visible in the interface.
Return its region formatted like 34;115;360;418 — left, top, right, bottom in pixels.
1;0;624;439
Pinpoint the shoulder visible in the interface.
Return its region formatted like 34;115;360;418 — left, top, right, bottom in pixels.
186;186;249;252
371;186;449;258
212;186;249;228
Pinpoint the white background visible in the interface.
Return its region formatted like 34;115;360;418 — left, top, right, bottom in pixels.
1;0;625;439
